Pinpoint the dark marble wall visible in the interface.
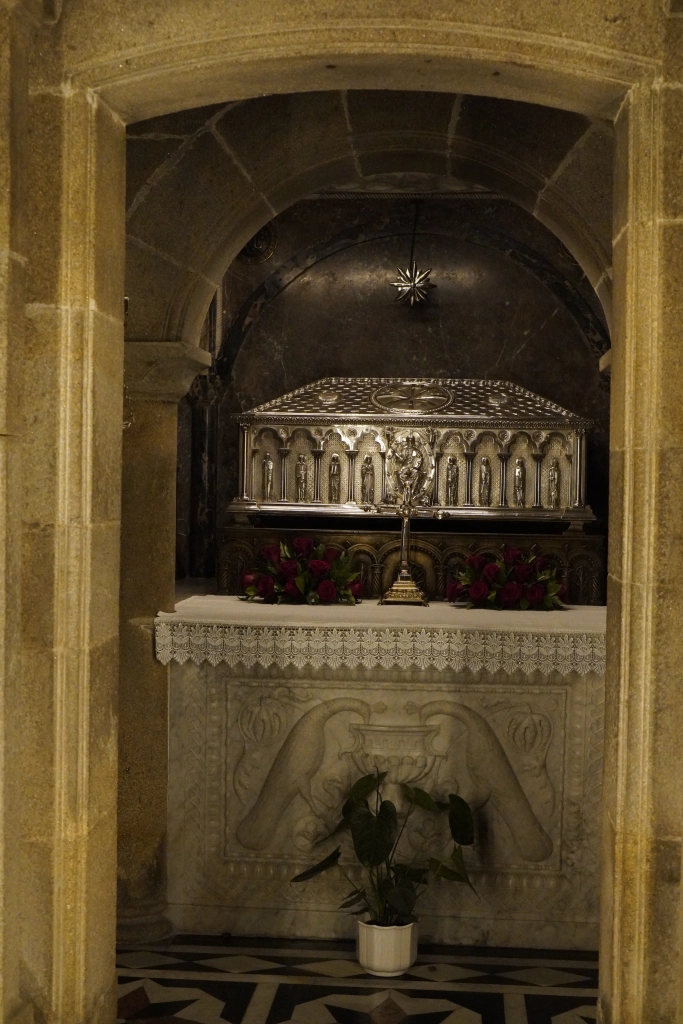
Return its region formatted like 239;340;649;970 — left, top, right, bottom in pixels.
179;194;610;577
176;396;192;577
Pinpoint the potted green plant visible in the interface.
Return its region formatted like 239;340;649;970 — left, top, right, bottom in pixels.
291;770;475;976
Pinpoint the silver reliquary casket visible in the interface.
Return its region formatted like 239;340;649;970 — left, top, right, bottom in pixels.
230;378;594;525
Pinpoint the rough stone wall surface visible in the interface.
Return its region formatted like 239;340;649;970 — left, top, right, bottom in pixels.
0;5;31;1024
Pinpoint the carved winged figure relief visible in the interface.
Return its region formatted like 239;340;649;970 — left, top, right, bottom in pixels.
236;698;373;850
236;697;553;864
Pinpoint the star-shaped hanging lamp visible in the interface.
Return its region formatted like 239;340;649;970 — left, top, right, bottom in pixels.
391;261;435;305
389;199;436;305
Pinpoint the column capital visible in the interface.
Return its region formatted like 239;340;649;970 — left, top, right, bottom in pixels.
124;341;212;403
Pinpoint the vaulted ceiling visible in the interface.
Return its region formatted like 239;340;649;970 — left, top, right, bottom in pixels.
125;90;613;345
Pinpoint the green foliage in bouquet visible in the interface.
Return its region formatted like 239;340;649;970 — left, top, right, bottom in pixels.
241;536;362;605
291;770;475;926
448;545;568;611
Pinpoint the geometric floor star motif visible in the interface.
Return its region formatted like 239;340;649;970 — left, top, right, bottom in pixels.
550;1008;598;1023
117;935;599;1024
116;978;228;1024
297;960;369;978
366;995;408;1024
196;954;283;973
406;964;487;983
287;988;482;1024
499;967;590;987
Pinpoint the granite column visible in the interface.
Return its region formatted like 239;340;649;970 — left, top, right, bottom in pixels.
600;78;683;1024
22;74;126;1023
117;341;210;943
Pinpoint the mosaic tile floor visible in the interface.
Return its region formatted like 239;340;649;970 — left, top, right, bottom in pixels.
117;936;598;1024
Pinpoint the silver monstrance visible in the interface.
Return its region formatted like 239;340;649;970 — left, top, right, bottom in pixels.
380;480;428;606
380;430;431;606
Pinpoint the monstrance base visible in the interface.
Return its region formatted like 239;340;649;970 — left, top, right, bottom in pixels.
380;568;429;606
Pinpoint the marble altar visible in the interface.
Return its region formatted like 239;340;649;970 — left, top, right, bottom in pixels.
156;597;605;949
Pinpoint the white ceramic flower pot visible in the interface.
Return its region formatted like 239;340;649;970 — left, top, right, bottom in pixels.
356;920;418;977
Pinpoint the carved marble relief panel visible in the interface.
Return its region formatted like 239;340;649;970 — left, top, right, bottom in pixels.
167;662;603;948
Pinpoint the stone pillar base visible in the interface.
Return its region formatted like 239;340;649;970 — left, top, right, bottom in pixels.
116;905;174;945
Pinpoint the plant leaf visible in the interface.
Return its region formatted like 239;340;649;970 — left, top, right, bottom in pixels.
291;847;341;882
450;844;477;893
380;878;417;917
315;816;351;845
400;784;438;812
295;575;307;595
338;888;367;910
348;771;387;804
448;794;475;846
341;886;364;899
342;796;365;818
393;863;429;886
428;856;467;882
349;801;397;868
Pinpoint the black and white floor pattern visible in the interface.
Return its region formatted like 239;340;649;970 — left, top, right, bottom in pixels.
117;936;598;1024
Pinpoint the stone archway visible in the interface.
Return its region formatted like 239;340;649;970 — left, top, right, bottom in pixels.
61;4;657;124
5;5;681;1022
118;90;618;958
124;91;615;347
117;75;675;1024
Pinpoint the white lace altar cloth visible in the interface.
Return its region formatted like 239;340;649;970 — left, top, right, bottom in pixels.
155;597;605;676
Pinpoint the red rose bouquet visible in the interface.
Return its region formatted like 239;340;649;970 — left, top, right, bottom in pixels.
241;538;362;605
449;546;567;611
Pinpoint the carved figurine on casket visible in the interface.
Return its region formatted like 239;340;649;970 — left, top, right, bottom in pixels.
229;377;594;526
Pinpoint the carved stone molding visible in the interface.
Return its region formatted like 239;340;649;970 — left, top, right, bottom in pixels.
124;341;212;403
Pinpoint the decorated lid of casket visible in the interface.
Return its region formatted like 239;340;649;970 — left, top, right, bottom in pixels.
247;377;590;424
231;377;593;523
